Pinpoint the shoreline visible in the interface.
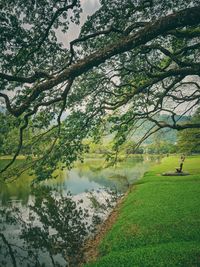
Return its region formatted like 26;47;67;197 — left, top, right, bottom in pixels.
82;156;200;267
82;188;132;266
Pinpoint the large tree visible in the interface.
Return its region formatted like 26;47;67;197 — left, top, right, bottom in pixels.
0;0;200;181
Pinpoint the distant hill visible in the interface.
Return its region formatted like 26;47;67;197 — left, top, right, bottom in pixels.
103;114;190;145
130;114;190;144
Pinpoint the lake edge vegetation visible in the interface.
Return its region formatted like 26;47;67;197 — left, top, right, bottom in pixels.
84;155;200;267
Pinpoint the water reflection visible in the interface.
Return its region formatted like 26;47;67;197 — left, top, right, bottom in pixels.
0;186;119;267
0;156;157;266
0;156;153;206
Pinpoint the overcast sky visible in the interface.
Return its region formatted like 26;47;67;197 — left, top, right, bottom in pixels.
56;0;100;46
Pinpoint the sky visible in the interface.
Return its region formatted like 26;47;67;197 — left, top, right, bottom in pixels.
56;0;101;46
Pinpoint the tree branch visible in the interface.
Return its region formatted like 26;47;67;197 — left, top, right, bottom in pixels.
5;5;200;117
0;71;52;83
0;79;74;177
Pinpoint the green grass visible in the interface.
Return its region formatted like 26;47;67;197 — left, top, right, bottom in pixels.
85;155;200;267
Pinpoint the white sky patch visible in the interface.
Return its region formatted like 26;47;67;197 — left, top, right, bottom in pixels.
161;75;200;116
56;0;100;46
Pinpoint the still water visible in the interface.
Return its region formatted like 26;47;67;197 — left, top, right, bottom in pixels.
0;156;157;266
0;156;155;206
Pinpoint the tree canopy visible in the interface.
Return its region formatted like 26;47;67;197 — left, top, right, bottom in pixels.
0;0;200;181
177;108;200;154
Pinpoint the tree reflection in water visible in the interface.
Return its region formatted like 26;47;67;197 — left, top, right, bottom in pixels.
0;187;118;267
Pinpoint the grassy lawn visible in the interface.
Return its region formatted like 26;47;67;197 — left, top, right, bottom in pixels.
85;155;200;267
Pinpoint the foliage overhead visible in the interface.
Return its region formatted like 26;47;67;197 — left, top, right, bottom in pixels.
177;108;200;153
0;0;200;180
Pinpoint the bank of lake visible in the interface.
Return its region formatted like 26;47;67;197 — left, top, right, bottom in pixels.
85;155;200;267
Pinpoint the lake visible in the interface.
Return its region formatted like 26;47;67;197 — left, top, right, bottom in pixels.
0;155;157;206
0;155;157;266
